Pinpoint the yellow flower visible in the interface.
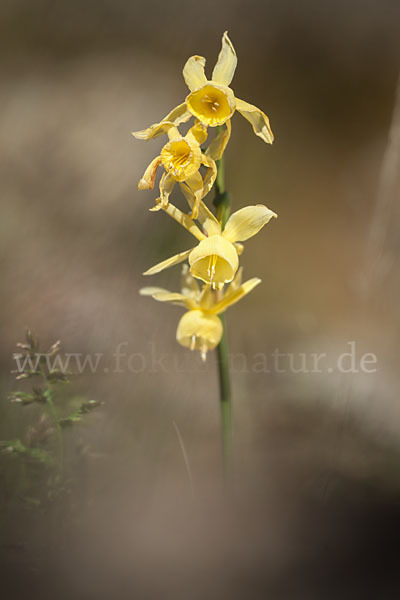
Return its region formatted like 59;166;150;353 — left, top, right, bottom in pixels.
143;199;277;289
132;32;273;148
137;123;217;219
140;266;261;360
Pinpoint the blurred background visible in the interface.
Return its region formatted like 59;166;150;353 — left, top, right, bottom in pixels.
1;0;400;598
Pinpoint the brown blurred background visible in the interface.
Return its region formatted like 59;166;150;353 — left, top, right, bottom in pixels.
1;0;400;598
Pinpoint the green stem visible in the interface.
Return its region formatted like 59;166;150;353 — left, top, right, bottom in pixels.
215;314;232;472
213;127;232;474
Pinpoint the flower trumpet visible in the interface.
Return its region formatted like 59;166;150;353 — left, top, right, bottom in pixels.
143;200;277;289
140;266;261;360
137;123;217;219
132;32;273;148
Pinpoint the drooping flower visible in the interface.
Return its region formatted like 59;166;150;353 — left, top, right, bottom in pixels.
132;32;273;148
140;266;261;360
143;199;277;289
137;123;218;219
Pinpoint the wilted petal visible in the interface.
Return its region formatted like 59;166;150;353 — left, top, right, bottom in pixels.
212;31;237;87
223;205;277;243
186;122;208;146
235;98;274;144
200;154;218;199
166;126;181;141
205;118;231;161
138;156;161;190
159;173;176;207
185;171;204;220
183;55;208;92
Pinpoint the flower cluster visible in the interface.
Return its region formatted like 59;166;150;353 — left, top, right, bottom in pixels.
134;32;277;360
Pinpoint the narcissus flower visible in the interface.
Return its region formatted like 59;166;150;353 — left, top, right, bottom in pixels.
132;32;273;147
143;200;277;289
140;266;260;360
137;123;218;219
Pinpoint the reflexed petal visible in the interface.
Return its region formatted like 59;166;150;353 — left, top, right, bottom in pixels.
167;126;181;141
185;171;204;220
179;184;221;237
205;119;231;161
189;234;239;286
180;264;201;300
198;284;214;310
138;156;161;190
159;172;176;207
183;55;208;92
132;103;192;141
161;200;206;241
235;98;274;144
139;286;172;296
176;310;223;355
223;205;277;243
143;248;193;276
211;278;261;314
228;266;243;291
200;154;218;199
139;287;188;306
234;242;244;255
186;122;208;146
211;31;237;87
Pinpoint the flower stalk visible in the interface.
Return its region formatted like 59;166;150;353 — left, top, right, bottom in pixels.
213;137;233;473
135;31;278;480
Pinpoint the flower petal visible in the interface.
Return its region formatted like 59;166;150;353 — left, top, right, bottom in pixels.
143;248;193;276
140;286;171;296
210;277;261;314
179;183;221;237
140;287;189;307
159;173;176;207
185;171;204;220
189;235;239;287
138;156;161;190
228;266;243;291
160;200;206;241
180;264;201;300
200;154;217;199
205;119;231;161
183;55;208;92
211;31;237;87
167;126;181;141
223;205;277;243
176;310;223;354
132;103;192;141
186;122;208;146
235;98;274;144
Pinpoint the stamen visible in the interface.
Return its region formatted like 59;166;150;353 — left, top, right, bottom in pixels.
190;335;196;351
207;255;218;281
200;345;207;362
201;93;220;113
